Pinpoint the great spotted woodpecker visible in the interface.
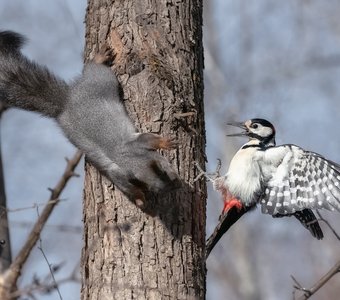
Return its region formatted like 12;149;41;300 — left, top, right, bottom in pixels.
204;118;340;253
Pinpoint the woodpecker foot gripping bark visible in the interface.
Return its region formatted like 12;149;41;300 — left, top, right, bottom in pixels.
193;159;222;183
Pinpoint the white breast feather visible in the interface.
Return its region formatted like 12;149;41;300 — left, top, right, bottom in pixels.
225;146;261;205
224;144;300;206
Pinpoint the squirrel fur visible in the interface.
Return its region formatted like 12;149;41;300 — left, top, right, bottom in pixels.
0;30;180;206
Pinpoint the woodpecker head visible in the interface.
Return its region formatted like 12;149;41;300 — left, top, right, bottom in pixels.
227;118;276;147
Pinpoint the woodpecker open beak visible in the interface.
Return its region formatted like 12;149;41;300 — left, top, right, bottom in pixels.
226;121;249;137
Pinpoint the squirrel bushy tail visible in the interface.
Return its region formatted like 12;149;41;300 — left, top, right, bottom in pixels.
0;30;25;53
0;30;180;207
0;31;68;118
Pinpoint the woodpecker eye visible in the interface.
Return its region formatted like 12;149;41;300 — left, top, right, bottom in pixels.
251;124;258;129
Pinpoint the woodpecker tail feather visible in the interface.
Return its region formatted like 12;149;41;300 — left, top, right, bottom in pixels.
206;205;254;258
273;209;323;239
294;209;323;240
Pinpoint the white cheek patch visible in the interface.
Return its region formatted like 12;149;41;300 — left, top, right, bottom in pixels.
258;126;273;137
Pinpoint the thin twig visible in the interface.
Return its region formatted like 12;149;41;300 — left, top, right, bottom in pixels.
9;266;79;299
10;221;82;234
315;210;340;240
173;111;196;119
293;260;340;300
3;199;67;213
291;275;310;299
36;206;63;300
193;158;222;182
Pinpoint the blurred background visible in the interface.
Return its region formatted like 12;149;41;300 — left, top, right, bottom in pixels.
1;0;340;299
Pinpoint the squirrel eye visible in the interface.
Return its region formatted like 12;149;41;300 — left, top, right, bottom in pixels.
252;124;258;129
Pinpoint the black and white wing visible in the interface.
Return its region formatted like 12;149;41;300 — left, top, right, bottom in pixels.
260;145;340;215
274;209;324;240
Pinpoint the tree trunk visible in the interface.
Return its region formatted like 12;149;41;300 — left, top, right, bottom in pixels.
81;1;206;299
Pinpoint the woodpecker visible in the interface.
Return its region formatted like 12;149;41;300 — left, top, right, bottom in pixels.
205;118;340;247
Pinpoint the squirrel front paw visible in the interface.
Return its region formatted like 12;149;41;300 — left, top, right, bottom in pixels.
136;133;178;150
93;44;113;65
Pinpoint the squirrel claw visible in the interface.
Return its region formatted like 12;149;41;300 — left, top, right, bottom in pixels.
93;44;113;65
135;198;145;209
158;137;178;149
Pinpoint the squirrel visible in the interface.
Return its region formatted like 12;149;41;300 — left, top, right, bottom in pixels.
0;30;180;207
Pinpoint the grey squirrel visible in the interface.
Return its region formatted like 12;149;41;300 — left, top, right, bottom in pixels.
0;30;180;206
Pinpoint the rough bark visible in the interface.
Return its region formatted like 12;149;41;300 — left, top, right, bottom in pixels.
81;0;206;299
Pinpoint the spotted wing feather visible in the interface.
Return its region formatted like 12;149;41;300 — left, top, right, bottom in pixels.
261;146;340;215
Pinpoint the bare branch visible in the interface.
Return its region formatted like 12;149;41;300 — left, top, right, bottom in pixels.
315;210;340;240
293;260;340;300
10;221;82;234
173;111;196;119
9;264;79;299
0;108;11;273
0;150;83;297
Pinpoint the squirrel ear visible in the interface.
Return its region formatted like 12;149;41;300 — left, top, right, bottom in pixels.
150;160;180;185
149;160;181;194
149;160;167;178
